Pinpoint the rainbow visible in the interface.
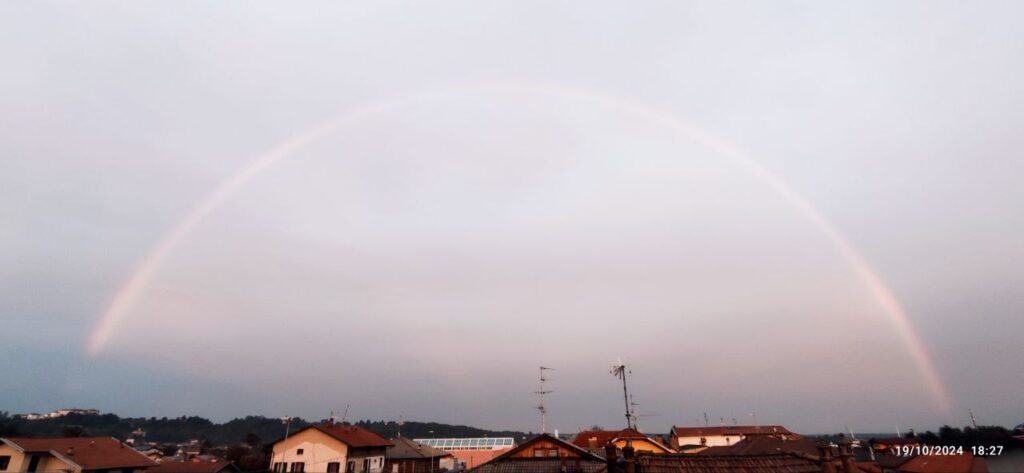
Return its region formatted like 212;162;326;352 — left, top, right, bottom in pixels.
84;82;952;412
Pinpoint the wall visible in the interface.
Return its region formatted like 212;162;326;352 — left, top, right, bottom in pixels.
271;429;349;472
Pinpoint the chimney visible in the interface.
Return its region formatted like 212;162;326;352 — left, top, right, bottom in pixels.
818;445;836;473
837;441;861;473
604;444;618;473
622;441;635;473
67;446;74;456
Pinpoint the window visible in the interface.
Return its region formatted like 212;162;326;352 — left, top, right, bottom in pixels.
533;448;558;457
0;456;9;471
291;463;305;473
297;448;304;455
328;463;341;473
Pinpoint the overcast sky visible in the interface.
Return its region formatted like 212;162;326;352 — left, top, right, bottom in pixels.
2;1;1023;435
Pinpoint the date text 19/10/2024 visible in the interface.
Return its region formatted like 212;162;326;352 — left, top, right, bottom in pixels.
892;445;1004;456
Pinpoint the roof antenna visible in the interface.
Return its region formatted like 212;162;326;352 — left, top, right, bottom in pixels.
969;409;979;429
610;358;634;430
398;415;405;437
341;404;350;425
703;412;710;427
536;366;555;433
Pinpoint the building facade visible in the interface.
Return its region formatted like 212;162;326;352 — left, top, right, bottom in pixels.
271;424;392;473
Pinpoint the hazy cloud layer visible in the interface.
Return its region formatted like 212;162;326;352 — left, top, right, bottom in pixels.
2;2;1022;434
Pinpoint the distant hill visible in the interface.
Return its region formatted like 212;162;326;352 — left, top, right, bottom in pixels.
0;411;528;446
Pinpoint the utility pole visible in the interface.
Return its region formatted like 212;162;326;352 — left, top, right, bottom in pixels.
536;366;554;433
279;416;292;472
611;359;633;429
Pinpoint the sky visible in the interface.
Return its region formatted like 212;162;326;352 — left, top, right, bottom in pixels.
1;1;1023;435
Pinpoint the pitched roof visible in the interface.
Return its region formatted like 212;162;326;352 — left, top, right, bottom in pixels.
571;429;672;453
637;452;821;473
671;425;794;438
694;436;821;456
896;454;989;473
149;461;240;473
282;423;393;449
468;433;607;473
388;436;454;460
468;458;607;473
494;434;606;463
2;437;158;469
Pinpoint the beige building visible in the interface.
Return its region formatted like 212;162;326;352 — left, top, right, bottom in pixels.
271;424;392;473
0;437;157;473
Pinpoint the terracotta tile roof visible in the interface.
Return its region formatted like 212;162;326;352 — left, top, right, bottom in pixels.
2;437;158;469
571;429;673;454
694;436;821;456
572;431;619;449
671;426;794;438
637;452;821;473
388;436;454;459
288;423;393;448
468;458;607;473
149;461;240;473
896;454;989;473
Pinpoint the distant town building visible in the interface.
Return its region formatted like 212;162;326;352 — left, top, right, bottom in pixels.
14;408;100;421
667;425;795;450
467;433;606;473
0;436;157;473
385;437;454;473
571;428;673;454
270;423;392;473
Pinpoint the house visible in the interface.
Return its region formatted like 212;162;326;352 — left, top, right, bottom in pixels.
385;437;454;473
0;437;158;473
668;425;795;449
571;429;673;455
414;438;516;470
134;446;164;463
467;433;606;473
149;461;241;473
270;423;393;473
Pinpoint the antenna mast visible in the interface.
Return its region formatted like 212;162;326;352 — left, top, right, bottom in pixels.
535;366;554;433
611;359;634;429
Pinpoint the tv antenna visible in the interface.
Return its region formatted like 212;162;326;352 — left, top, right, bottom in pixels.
610;358;634;429
969;409;979;429
341;404;350;424
535;366;554;433
629;395;661;432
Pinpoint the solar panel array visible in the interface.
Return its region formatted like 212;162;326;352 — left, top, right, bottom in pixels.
414;437;516;451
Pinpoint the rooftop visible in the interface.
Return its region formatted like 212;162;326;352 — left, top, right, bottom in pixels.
1;437;158;470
